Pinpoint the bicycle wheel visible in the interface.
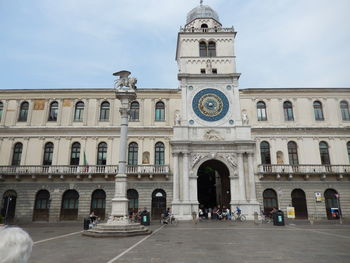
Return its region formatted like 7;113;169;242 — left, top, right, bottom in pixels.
239;215;246;222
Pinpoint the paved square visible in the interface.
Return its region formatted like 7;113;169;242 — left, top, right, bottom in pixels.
22;221;350;263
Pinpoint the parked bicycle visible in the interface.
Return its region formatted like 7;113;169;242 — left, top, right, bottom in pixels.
160;213;178;225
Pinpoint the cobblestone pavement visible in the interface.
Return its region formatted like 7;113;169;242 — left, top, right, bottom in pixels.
19;220;350;263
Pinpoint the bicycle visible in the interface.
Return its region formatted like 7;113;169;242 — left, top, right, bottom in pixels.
260;211;272;224
160;214;178;225
231;211;246;222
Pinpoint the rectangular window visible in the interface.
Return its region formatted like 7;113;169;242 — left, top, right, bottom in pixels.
155;109;165;121
257;109;267;121
74;108;84;122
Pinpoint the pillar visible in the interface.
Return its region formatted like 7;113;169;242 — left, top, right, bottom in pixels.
247;153;257;202
182;152;190;201
172;153;179;202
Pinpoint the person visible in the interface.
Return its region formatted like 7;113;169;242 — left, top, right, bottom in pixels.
235;206;242;218
162;208;171;224
89;211;98;225
0;226;33;263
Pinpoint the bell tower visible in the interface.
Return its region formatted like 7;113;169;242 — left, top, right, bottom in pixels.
171;3;259;220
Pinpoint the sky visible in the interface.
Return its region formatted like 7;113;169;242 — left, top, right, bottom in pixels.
0;0;349;90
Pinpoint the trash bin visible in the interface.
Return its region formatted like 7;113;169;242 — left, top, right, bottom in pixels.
83;217;90;230
273;210;285;226
330;208;339;219
140;211;150;226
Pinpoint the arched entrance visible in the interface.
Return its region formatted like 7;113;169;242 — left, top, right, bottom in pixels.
1;190;17;224
263;189;278;214
127;189;139;216
324;189;339;220
151;189;166;220
60;190;79;220
91;189;106;220
291;189;308;219
197;160;230;210
33;190;50;221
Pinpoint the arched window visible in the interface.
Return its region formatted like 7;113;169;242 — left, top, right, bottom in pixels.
319;141;330;165
100;101;110;121
70;142;80;165
199;41;207;57
129;101;139;121
43;142;54;165
151;189;166;219
155;142;165;165
263;189;278;214
257;101;267;121
74;101;84;122
0;101;3;121
128;142;138;165
60;190;79;220
340;101;350;121
313;101;324;121
12;142;23;166
33;190;50;221
97;142;107;165
91;189;106;220
208;41;216;57
48;101;58;121
201;23;208;32
18;101;29;122
283;101;294;121
347;142;350;163
291;189;308;219
324;189;339;220
127;189;139;215
287;141;299;165
260;141;271;164
155;101;165;121
2;190;17;223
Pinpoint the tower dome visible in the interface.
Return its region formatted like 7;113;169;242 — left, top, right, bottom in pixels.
186;4;220;25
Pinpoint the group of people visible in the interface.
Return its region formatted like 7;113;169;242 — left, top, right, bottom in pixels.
198;205;241;220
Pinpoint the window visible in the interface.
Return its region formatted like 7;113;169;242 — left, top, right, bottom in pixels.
96;142;107;165
340;101;350;121
35;190;50;209
0;101;3;121
260;141;271;164
155;101;165;121
43;142;54;165
127;189;139;215
347;142;350;163
200;68;206;74
74;101;84;122
257;101;267;121
288;141;299;165
212;68;217;74
313;101;324;121
155;142;165;165
12;142;23;165
62;190;79;209
18;101;29;122
100;101;110;121
319;141;330;165
70;142;80;165
208;41;216;57
91;189;106;220
48;101;58;121
283;101;294;121
263;189;278;214
199;41;207;57
128;142;138;165
129;101;139;121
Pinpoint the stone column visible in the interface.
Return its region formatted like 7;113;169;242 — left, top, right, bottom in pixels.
172;152;179;202
237;153;246;201
182;152;190;201
110;90;136;222
247;153;257;202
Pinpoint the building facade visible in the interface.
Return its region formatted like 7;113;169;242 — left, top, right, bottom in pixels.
1;4;349;223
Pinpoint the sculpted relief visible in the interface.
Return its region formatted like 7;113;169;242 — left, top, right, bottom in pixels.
203;129;223;141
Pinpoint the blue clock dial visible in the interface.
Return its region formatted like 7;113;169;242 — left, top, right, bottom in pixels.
192;88;229;122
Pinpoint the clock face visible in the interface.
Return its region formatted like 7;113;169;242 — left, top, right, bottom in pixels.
192;88;229;122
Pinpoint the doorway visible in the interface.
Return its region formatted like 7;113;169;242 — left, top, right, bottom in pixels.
197;160;230;210
151;189;166;220
33;190;50;221
1;190;17;224
60;190;79;220
291;189;308;219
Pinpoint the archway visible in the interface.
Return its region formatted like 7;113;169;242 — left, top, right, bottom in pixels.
197;160;230;210
1;190;17;224
127;189;139;216
60;190;79;220
263;189;278;214
291;189;308;219
91;189;106;220
33;190;50;221
324;189;339;220
151;189;166;220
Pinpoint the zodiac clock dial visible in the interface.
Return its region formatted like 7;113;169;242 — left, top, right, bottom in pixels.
192;88;229;122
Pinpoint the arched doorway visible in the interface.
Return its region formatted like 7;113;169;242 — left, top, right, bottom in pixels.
197;160;230;210
263;189;278;214
324;189;339;220
91;189;106;220
1;190;17;224
127;189;139;216
60;190;79;220
291;189;308;219
151;189;166;220
33;190;50;221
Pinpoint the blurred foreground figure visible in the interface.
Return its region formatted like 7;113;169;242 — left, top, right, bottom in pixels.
0;226;33;263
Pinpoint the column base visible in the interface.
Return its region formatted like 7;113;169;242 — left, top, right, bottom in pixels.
172;201;199;220
230;200;260;220
111;197;129;217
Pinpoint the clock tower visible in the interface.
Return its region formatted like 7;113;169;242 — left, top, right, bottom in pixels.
171;3;259;220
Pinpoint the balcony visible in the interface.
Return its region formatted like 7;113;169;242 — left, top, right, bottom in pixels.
180;27;235;33
0;165;171;180
258;164;350;180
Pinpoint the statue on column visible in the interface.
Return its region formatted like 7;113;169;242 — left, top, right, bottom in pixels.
113;70;137;90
